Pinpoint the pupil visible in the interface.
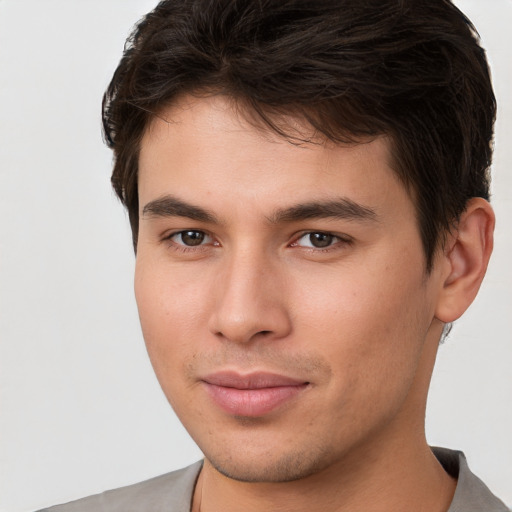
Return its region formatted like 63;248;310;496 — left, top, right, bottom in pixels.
182;231;204;246
310;233;333;248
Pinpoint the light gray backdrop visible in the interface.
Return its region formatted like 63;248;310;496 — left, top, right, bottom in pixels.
0;1;510;511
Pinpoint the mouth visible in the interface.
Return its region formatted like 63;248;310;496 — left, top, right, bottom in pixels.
201;371;310;417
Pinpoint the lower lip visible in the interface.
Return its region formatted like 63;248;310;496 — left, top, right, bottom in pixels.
203;382;308;417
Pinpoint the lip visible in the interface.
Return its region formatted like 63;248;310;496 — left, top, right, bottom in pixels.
201;371;309;417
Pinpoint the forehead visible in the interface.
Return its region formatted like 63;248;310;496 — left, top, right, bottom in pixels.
138;94;412;223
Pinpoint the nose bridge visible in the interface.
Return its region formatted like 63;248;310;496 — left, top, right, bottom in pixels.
208;243;291;344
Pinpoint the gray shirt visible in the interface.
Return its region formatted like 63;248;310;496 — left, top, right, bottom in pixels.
38;448;509;511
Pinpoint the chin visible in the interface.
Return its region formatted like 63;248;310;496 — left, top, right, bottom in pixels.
204;445;332;483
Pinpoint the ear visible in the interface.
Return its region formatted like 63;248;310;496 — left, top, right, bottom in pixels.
435;197;495;323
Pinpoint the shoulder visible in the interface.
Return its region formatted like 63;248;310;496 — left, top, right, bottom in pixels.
36;461;203;512
432;447;510;512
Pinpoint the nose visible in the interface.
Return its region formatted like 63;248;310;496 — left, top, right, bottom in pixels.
207;249;292;344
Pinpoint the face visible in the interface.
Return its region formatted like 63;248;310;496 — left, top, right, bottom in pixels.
135;95;445;483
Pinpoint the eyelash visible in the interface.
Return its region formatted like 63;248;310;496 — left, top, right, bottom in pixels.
162;230;352;254
291;232;353;252
163;230;218;253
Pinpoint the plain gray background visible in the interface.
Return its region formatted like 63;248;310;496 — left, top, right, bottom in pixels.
0;1;510;511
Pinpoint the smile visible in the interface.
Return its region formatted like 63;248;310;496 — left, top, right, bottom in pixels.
201;371;309;417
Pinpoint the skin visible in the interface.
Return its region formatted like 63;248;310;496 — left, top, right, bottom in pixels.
135;94;494;512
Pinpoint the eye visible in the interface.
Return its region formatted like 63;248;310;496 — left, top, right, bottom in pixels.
169;230;213;247
293;232;347;249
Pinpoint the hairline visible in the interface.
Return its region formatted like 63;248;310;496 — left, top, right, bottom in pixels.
135;90;441;274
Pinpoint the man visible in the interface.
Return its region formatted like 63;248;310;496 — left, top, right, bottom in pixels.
40;0;509;510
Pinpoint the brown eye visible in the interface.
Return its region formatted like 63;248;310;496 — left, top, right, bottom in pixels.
292;231;352;251
294;232;337;248
172;230;208;246
308;233;334;248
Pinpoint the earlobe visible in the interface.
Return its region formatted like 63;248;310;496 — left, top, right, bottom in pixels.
435;198;495;323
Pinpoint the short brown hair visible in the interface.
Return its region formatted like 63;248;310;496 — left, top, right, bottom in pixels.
102;0;496;271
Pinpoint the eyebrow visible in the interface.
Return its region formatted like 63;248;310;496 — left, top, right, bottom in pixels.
142;196;218;223
269;199;378;224
142;194;378;224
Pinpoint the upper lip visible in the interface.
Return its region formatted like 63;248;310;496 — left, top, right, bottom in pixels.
202;371;308;389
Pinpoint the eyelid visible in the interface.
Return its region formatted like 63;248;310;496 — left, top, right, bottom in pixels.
170;230;212;245
290;231;353;250
162;229;220;253
160;228;351;253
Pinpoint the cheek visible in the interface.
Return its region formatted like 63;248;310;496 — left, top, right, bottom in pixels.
134;260;205;388
292;257;431;384
296;264;426;334
135;252;210;330
291;274;430;436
